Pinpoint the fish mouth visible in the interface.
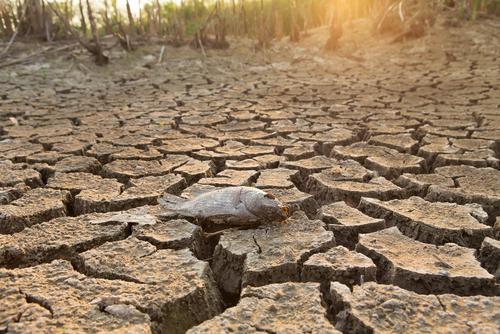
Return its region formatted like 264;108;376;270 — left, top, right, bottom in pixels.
280;205;289;217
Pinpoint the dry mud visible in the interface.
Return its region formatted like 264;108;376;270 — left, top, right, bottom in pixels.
1;18;500;334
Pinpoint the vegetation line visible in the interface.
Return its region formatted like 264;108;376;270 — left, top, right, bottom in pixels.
0;0;498;65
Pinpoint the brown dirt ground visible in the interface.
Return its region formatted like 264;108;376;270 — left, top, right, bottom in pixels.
0;13;499;334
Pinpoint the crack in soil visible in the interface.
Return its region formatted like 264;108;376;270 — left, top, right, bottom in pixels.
24;293;54;317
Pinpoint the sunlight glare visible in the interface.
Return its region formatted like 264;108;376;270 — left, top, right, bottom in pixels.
114;0;183;17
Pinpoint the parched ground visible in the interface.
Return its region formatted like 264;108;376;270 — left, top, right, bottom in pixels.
1;16;499;334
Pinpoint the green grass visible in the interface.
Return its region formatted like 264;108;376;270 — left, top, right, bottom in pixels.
459;0;500;19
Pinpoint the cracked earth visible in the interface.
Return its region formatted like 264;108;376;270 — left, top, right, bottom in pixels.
1;18;500;334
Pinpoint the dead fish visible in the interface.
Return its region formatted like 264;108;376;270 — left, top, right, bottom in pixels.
158;186;289;225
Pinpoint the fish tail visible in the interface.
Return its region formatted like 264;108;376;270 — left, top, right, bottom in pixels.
158;193;188;212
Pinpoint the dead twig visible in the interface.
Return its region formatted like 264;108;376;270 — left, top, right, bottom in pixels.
0;23;19;58
158;45;165;63
78;0;87;35
197;33;207;58
398;0;405;22
85;0;108;64
190;7;218;52
376;1;400;32
48;1;108;65
0;42;78;69
0;1;27;58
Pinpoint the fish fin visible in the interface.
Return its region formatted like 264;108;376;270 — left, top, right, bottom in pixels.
231;187;243;208
188;185;218;198
158;193;188;211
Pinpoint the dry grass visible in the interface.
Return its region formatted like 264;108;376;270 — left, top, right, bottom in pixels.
0;0;498;64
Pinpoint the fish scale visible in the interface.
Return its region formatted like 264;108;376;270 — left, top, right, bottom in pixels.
159;186;289;226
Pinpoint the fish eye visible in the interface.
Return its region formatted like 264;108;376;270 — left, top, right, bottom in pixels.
264;193;276;200
281;206;289;216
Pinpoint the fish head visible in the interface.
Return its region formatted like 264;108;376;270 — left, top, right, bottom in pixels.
255;192;289;222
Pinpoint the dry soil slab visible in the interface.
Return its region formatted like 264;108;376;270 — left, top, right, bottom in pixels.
281;155;339;181
0;142;44;162
25;151;71;165
288;128;358;156
367;133;419;154
86;143;163;163
102;156;189;182
187;282;340;334
417;124;469;139
0;238;223;334
0;162;43;188
131;218;206;259
331;282;500;334
479;237;500;280
0;213;128;268
302;246;377;287
211;211;335;297
282;142;318;161
358;196;492;248
48;172;185;214
225;154;283;171
52;156;102;174
106;174;186;211
395;172;455;197
418;135;499;169
99;133;159;149
305;159;403;205
198;169;259;187
0;183;29;204
173;158;216;184
0;188;70;234
248;136;301;152
192;142;275;166
425;165;500;217
254;168;299;189
47;171;123;197
417;135;462;163
434;149;499;169
356;227;496;295
318;201;386;249
308;173;402;206
0;285;152;334
0;206;202;269
156;138;219;155
331;143;425;179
